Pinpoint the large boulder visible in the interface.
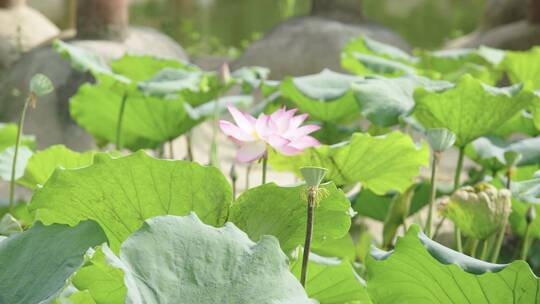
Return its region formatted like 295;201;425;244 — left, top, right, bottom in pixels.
0;27;188;150
233;16;410;79
0;4;60;68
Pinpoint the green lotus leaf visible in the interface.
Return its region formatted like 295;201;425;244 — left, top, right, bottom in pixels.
71;246;126;304
382;184;415;248
18;145;96;189
103;214;312;303
0;145;32;181
341;36;417;77
290;253;372;304
312;234;356;261
137;68;203;97
53;40;129;83
183;95;253;120
367;224;540;303
416;47;505;84
28;151;232;252
229;182;351;254
500;47;540;87
269;131;429;195
413;74;534;146
0;221;106;304
280;69;361;122
467;136;540;171
0;123;36;152
70;74;200;150
110;54;195;82
231;66;270;93
510;200;540;240
352;181;438;221
352;75;452;127
492;110;539;138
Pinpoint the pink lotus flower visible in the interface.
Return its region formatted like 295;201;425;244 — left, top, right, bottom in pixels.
220;105;321;163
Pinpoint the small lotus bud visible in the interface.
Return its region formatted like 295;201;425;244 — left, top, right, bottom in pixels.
426;128;456;152
300;166;327;188
441;183;511;240
504;151;522;168
229;163;238;182
526;206;536;224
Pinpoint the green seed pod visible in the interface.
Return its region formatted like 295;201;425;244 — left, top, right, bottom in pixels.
300;166;327;188
440;183;511;240
426;128;456;152
504;151;522;168
29;73;54;97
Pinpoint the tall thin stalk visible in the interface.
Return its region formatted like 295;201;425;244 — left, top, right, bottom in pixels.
491;163;515;262
300;190;315;287
8;96;31;211
185;133;194;161
261;154;268;185
425;152;439;237
115;93;128;150
479;239;489;260
453;146;465;252
245;164;252;189
521;221;533;260
168;140;175;159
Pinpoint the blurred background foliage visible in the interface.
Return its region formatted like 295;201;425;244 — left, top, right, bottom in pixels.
34;0;486;57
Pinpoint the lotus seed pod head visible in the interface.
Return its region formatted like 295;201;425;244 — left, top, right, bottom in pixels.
426;128;456;152
300;166;328;188
526;205;537;224
444;183;511;240
503;151;522;167
29;73;54;97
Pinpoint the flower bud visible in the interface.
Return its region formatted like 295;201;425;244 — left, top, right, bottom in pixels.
440;183;511;240
526;205;536;224
29;73;54;97
426;128;456;152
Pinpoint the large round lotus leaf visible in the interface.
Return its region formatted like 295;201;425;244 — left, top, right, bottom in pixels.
0;221;106;304
493;110;540;138
229;182;351;254
0;123;36;152
467;136;540;171
501;47;540;88
17;145;96;189
70;74;200;150
341;36;417;77
111;54;195;82
269;131;429;195
413;74;534;146
367;225;540;303
290;253;372;304
105;214;312;304
280;69;361;122
352;75;452;127
29;151;232;252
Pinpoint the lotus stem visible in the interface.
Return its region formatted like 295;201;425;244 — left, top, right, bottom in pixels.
9;95;31;211
115;93;128;150
521;222;533;260
186;133;194;161
168;140;175;159
245;164;252;189
469;239;479;257
300;189;315;287
491;167;513;262
209;99;219;166
480;239;489;260
453;146;465;252
230;164;237;198
432;216;446;240
491;220;508;262
425;152;439;237
261;154;268;185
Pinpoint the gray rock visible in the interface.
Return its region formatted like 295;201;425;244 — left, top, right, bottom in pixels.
0;26;188;151
445;20;540;50
0;5;60;68
233;16;410;79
